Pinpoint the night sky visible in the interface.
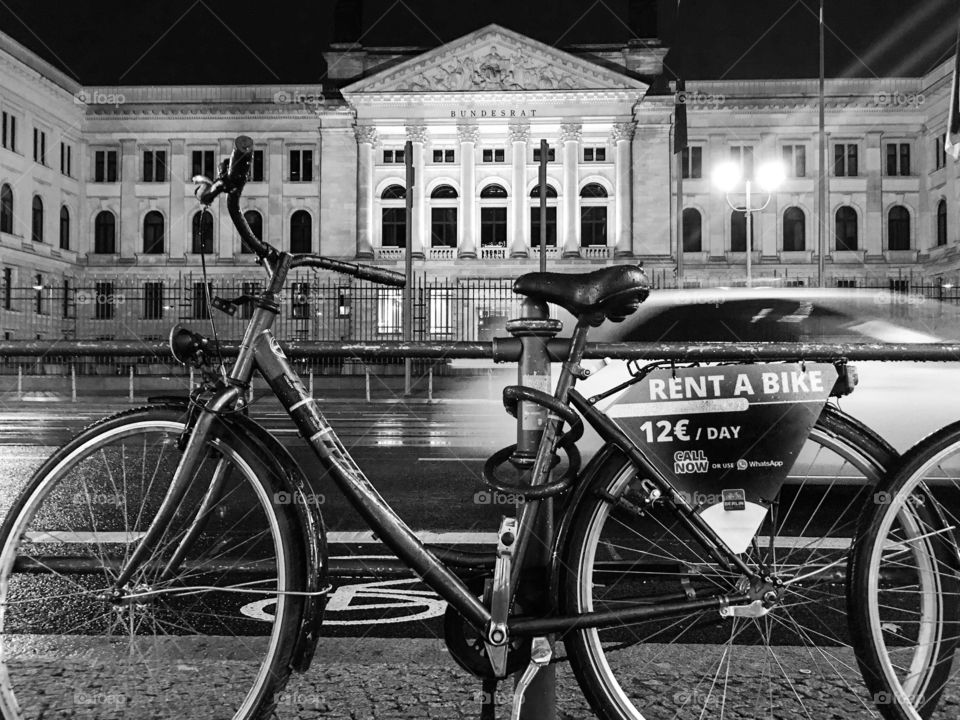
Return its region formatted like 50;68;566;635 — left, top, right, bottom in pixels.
0;0;955;85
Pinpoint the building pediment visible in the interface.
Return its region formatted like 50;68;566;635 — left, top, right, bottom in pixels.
342;24;646;96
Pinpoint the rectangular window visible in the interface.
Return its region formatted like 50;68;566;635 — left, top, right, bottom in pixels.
94;281;114;320
34;274;44;315
834;143;858;177
428;290;453;335
376;289;403;334
430;207;457;247
191;150;216;179
480;207;507;246
532;147;555;163
381;208;406;247
33;128;46;164
580;207;608;247
291;282;311;319
2;268;11;310
192;282;213;320
1;113;15;152
530;207;557;247
482;148;505;163
935;135;947;170
890;279;909;294
252;149;265;181
289;149;313;181
681;146;702;179
782;144;806;177
337;287;351;318
382;149;405;164
60;143;73;176
432;149;455;163
142;150;167;182
886;142;911;176
730;145;753;177
94;150;119;182
583;147;607;162
62;278;70;319
836;279;857;288
142;282;163;320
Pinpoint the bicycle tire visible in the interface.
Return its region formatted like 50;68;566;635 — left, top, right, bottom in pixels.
0;406;306;720
848;420;960;720
560;405;898;720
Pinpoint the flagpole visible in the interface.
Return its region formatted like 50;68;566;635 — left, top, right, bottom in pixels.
817;0;826;287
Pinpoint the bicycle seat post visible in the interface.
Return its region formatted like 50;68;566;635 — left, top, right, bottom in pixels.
504;296;561;720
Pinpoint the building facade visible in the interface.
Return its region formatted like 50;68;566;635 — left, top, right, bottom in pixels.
0;24;958;341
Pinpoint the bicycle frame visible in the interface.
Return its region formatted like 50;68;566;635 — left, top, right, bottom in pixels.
112;250;758;643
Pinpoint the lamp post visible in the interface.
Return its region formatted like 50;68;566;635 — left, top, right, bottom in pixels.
713;159;785;287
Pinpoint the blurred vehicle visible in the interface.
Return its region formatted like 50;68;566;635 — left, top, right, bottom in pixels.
582;286;960;451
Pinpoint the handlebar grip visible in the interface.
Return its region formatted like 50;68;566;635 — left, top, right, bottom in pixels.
226;136;254;187
353;265;406;287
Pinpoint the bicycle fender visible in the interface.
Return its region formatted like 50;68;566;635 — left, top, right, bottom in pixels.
550;443;628;605
217;411;329;674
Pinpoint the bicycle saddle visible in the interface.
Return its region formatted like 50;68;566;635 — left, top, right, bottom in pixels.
513;265;649;325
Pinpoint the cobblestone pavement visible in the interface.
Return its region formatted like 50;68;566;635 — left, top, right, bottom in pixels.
8;637;960;719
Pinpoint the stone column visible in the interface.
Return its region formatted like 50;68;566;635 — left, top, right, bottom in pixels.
406;124;427;259
864;131;883;257
267;138;283;249
611;122;635;258
354;126;377;259
119;138;137;260
457;124;480;258
168;138;186;259
560;122;582;258
508;123;530;257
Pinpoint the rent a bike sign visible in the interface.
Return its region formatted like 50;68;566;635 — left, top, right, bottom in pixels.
580;362;838;552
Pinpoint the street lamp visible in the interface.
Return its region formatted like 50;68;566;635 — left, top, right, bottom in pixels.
713;159;786;287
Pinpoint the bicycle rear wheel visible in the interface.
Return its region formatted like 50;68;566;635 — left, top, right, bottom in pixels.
0;406;305;720
561;406;897;719
849;421;960;720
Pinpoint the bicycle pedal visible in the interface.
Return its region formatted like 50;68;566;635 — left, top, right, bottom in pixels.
510;636;552;720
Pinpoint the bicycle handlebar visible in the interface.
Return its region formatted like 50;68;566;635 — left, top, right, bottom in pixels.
196;135;405;287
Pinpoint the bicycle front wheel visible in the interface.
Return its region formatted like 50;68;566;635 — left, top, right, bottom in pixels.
849;421;960;720
0;406;306;720
561;406;897;720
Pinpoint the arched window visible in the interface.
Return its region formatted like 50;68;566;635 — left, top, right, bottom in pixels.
31;196;43;243
94;211;116;253
730;210;753;252
783;207;805;252
937;198;947;247
835;206;858;251
381;185;406;248
0;184;12;234
580;183;608;247
480;184;507;248
191;211;214;253
290;210;312;253
241;210;262;254
529;184;558;248
59;206;69;250
430;184;458;248
888;205;910;251
682;208;702;253
142;210;164;254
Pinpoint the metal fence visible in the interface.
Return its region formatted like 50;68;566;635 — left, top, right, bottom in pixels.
2;270;958;376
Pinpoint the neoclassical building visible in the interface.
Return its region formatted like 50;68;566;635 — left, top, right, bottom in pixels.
0;21;958;340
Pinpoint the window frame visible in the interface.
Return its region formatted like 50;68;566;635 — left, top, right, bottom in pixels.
288;148;314;182
142;148;168;182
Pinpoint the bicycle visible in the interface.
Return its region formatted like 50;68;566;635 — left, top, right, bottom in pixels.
0;135;949;720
